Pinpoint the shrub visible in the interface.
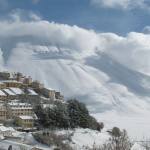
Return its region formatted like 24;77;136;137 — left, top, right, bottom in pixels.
33;131;73;150
83;127;132;150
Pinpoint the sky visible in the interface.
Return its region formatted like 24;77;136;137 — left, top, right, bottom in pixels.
0;0;150;98
0;0;150;35
0;0;150;75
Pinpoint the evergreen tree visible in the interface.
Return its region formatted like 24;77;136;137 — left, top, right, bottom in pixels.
67;99;90;128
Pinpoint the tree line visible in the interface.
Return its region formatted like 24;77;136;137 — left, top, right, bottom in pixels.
34;99;104;131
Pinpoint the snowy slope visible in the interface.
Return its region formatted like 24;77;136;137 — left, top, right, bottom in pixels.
6;49;150;112
3;46;150;139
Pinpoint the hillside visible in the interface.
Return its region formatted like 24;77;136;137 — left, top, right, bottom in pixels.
3;47;150;138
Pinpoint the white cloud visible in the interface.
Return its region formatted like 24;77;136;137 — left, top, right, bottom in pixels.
0;12;150;115
99;32;150;74
91;0;148;10
32;0;40;4
0;12;150;75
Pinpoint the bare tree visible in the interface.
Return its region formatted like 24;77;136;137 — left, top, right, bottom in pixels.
86;127;132;150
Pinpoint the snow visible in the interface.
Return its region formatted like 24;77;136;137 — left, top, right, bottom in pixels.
2;80;22;83
92;110;150;140
55;128;110;149
71;128;109;149
3;41;150;140
8;102;31;107
27;89;38;95
19;115;34;120
9;87;24;95
42;104;56;109
0;125;15;132
8;102;32;110
0;129;52;150
131;143;145;150
3;89;16;96
0;90;6;96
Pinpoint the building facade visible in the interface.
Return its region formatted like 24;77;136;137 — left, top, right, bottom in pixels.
7;102;34;119
0;104;7;121
40;88;55;100
17;115;34;129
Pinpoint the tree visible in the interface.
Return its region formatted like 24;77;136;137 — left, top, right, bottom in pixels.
111;127;121;137
67;99;102;130
97;122;104;132
100;127;132;150
34;105;49;127
47;102;70;128
34;99;103;131
35;102;70;129
67;99;89;128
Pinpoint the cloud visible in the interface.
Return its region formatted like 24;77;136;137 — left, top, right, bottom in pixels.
99;32;150;74
90;0;149;10
0;11;150;75
0;12;150;113
32;0;40;4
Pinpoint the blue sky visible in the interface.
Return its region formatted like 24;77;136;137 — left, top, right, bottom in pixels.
0;0;150;35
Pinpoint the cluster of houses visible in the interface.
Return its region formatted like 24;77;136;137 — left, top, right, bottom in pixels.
0;71;64;131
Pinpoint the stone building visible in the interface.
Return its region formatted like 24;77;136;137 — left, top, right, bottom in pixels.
0;82;6;89
3;80;22;88
31;81;44;90
7;101;34;119
16;115;34;129
0;72;10;80
0;90;7;101
55;91;64;100
0;104;7;121
23;76;32;85
16;72;23;82
40;88;55;101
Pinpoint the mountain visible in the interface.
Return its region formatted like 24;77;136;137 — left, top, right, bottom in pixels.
3;48;150;138
5;49;150;111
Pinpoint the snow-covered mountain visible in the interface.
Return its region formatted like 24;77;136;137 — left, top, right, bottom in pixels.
2;46;150;138
1;15;150;138
6;49;150;114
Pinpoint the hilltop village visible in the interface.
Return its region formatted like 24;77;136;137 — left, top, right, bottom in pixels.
0;71;105;150
0;71;64;131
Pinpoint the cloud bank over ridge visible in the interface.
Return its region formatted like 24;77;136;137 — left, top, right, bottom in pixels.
0;12;150;75
0;12;150;113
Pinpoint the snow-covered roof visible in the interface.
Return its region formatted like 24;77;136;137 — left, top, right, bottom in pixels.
8;102;31;107
43;104;56;109
46;87;55;91
19;115;34;120
3;89;16;96
0;90;6;96
8;102;32;110
11;107;32;110
9;87;24;95
27;89;38;95
2;80;22;83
